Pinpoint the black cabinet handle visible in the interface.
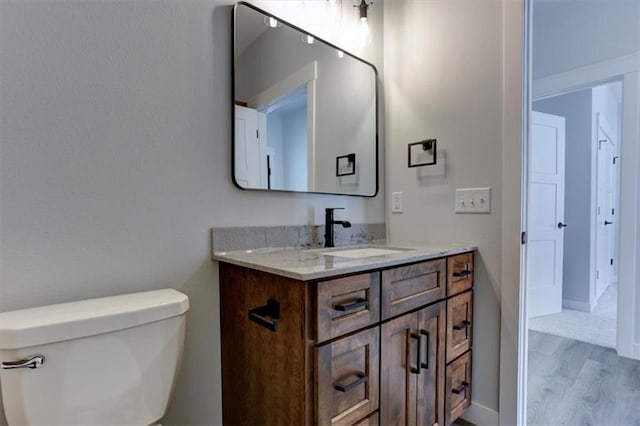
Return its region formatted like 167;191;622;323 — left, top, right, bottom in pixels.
453;270;471;278
334;298;368;312
248;299;280;332
605;220;614;226
453;320;471;331
334;372;368;392
410;332;422;375
557;222;568;229
452;381;470;394
420;329;430;370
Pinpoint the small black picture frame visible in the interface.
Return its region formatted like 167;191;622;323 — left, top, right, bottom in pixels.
408;139;437;167
336;153;356;176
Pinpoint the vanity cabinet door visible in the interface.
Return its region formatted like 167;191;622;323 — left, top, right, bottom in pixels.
381;259;446;320
416;302;445;426
316;272;380;343
380;313;417;426
447;291;474;363
317;327;380;426
380;302;444;426
447;253;474;296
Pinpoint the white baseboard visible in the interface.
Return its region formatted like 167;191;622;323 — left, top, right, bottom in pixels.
460;401;499;426
562;299;592;312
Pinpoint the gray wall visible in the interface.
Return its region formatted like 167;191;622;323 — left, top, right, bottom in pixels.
534;89;594;308
0;1;384;424
532;0;640;79
384;0;503;415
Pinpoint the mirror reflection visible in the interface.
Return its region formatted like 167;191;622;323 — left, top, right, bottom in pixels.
233;2;378;196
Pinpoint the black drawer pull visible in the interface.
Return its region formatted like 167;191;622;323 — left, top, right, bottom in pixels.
410;332;422;375
452;381;469;394
334;298;368;312
248;299;280;332
453;320;471;331
453;270;471;278
420;329;430;370
334;372;368;392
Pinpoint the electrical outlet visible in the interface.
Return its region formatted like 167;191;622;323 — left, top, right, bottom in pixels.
455;187;491;213
391;192;403;213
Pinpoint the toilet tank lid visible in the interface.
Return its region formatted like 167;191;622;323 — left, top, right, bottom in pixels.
0;289;189;350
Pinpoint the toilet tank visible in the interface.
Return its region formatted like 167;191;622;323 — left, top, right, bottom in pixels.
0;289;189;426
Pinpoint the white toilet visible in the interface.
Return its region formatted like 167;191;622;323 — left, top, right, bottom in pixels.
0;289;189;425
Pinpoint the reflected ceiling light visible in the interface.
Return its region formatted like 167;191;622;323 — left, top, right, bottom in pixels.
328;0;337;4
302;34;315;44
264;16;281;28
336;50;345;58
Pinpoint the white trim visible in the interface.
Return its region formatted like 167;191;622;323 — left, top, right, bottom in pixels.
306;79;317;191
634;343;640;360
533;52;640;100
562;299;592;313
616;71;640;359
460;402;500;426
248;61;318;109
499;0;527;425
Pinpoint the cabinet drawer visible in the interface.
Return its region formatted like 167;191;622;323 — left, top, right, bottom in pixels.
448;253;474;296
381;259;446;320
445;350;472;425
447;291;473;363
316;272;380;342
317;327;380;426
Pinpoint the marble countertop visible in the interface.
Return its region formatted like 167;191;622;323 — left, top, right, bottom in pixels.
213;242;477;281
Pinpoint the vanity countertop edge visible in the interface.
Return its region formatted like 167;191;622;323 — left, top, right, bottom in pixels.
213;243;477;281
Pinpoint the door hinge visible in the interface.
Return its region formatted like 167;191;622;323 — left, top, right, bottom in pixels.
613;156;619;164
521;231;526;245
256;129;259;138
610;258;614;266
612;208;615;216
597;271;600;279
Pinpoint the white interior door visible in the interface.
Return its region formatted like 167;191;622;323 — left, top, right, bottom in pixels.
595;113;617;299
235;105;267;189
527;111;566;318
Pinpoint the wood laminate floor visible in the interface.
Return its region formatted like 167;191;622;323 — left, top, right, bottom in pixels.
528;330;640;426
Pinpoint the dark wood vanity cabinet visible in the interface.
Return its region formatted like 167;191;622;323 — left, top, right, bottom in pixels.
219;252;474;426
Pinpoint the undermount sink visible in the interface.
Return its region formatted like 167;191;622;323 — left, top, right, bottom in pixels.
323;247;414;259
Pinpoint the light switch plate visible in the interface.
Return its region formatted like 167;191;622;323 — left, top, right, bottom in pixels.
455;187;491;213
391;192;403;213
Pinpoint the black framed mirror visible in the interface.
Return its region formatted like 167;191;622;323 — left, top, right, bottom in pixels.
232;2;378;196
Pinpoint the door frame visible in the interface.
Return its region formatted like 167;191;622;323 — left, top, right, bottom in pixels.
594;112;619;302
500;0;640;424
531;62;639;357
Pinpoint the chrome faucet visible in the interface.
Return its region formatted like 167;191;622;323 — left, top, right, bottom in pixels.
324;208;352;248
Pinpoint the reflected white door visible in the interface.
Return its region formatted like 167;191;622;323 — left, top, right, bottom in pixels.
235;105;267;189
527;111;566;318
595;113;617;298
